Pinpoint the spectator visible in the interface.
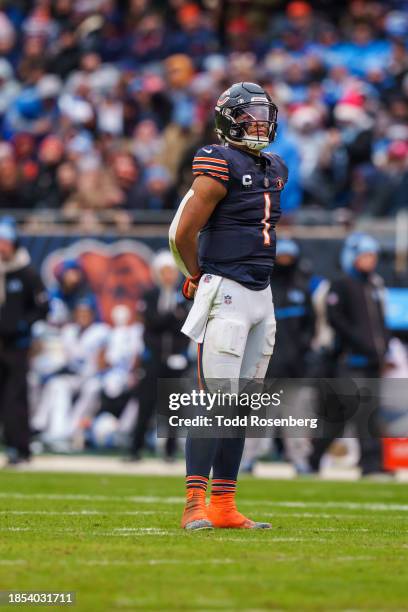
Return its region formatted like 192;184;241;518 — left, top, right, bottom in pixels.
161;53;197;178
128;13;169;66
132;119;164;166
288;105;326;204
66;164;122;214
310;92;375;208
4;74;61;140
49;259;96;321
97;304;144;431
0;11;15;52
97;90;124;136
243;239;315;474
0;150;29;209
35;135;65;209
348;163;390;217
35;297;110;450
308;233;389;476
130;251;190;461
144;165;178;210
378;141;408;215
55;161;78;207
332;21;391;77
65;51;120;101
277;1;328;44
47;26;81;79
29;309;70;448
0;59;20;120
267;239;315;378
168;3;218;64
333;93;374;167
110;152;148;210
0;217;48;464
3;89;43;138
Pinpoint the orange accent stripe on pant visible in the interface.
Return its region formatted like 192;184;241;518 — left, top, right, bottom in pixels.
197;343;203;391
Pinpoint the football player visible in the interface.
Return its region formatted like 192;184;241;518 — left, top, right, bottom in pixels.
169;82;288;529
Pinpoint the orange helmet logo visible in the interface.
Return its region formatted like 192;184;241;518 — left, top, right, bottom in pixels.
42;239;154;323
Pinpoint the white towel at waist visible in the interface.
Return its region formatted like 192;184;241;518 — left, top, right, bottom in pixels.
181;274;223;343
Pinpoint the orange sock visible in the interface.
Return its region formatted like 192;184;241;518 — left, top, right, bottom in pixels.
207;480;270;529
180;476;209;528
207;479;247;528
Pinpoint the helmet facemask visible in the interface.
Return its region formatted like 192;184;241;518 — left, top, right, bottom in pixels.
220;103;278;151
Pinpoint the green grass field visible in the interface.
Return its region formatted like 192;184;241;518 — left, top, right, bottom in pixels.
0;471;407;611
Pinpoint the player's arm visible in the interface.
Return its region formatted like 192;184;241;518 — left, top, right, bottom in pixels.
169;175;227;298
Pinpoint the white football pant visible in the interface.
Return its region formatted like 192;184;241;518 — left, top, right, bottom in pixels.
199;277;276;384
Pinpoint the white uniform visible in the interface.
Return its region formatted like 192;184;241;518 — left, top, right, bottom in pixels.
63;322;110;434
62;322;110;378
102;322;144;398
29;321;67;436
36;322;110;447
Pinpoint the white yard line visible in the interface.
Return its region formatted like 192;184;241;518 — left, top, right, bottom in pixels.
1;523;406;541
262;512;373;519
1;527;33;532
257;501;408;511
0;509;403;521
0;511;388;531
0;492;184;503
112;528;170;533
210;536;331;543
0;527;345;541
0;527;171;537
0;510;168;516
0;555;390;567
79;559;233;566
291;527;371;532
98;532;173;537
1;492;408;513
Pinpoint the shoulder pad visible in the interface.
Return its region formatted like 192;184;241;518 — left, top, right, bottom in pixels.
192;145;230;184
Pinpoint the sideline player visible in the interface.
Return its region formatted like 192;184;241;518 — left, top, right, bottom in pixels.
169;82;288;529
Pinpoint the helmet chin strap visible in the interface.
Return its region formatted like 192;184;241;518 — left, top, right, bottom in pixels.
244;137;269;151
225;135;269;151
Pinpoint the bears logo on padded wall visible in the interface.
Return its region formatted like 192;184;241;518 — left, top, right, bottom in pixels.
42;239;154;322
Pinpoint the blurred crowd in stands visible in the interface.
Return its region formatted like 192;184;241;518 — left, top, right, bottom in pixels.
0;0;405;225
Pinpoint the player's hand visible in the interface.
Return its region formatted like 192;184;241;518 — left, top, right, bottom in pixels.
182;272;202;300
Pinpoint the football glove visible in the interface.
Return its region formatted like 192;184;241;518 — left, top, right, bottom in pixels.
182;272;202;300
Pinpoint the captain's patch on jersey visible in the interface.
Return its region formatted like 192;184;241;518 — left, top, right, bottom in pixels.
242;174;252;187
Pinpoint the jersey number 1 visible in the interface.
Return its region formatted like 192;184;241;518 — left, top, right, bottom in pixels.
262;193;271;246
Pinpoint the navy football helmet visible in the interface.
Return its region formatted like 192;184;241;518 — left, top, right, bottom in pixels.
214;82;278;151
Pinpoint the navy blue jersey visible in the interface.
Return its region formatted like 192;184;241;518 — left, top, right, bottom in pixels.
192;143;288;290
